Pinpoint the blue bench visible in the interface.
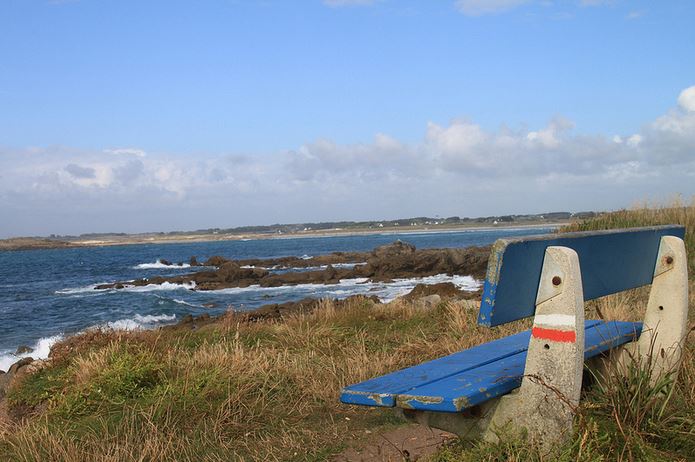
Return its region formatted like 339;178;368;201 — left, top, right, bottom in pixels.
340;225;689;445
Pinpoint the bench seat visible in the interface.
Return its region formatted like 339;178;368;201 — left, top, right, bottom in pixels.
341;320;641;412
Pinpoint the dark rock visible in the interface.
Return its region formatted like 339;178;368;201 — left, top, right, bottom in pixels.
180;314;194;324
204;256;228;267
160;259;172;266
403;282;465;300
217;262;242;282
15;345;33;355
93;241;491;294
8;357;33;375
372;240;416;259
323;265;338;281
190;256;199;266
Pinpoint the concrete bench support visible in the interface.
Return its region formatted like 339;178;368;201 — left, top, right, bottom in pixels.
627;235;689;382
485;246;585;445
404;247;585;447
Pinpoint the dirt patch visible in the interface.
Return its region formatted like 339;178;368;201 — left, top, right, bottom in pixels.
333;423;457;462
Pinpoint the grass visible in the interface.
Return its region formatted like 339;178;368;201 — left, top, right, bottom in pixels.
1;202;693;461
0;297;529;461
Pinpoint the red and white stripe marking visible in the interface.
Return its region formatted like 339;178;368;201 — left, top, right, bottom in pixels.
532;314;577;343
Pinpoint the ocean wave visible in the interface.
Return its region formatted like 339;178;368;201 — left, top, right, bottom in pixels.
105;313;177;331
55;284;103;295
56;281;196;295
210;274;480;303
124;281;197;292
0;334;64;373
296;262;366;271
134;260;191;269
241;262;365;271
152;294;203;308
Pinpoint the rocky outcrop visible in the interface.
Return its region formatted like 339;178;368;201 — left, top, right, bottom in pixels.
15;346;33;355
403;282;480;301
95;241;491;292
0;357;47;401
359;244;489;282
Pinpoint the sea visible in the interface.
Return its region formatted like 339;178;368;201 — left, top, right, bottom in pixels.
0;226;556;372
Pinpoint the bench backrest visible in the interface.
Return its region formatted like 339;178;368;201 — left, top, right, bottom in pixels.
478;225;685;327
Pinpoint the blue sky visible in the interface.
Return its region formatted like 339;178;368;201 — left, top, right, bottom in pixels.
1;0;694;237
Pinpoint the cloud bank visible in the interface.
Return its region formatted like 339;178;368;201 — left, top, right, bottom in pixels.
1;86;694;237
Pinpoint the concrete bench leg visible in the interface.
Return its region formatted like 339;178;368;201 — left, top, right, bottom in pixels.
624;235;689;383
484;246;585;447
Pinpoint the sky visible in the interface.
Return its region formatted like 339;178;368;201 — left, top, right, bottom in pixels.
1;0;694;237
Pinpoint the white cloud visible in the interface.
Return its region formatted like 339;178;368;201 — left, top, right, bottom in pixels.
2;86;695;237
626;134;642;147
678;85;695;112
455;0;531;16
104;148;147;157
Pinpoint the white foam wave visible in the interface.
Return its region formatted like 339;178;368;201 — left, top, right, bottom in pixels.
210;274;480;303
134;260;191;269
152;294;202;308
241;262;365;271
55;284;102;295
124;281;197;292
57;281;196;295
105;313;177;331
298;262;366;271
0;334;64;373
172;298;200;307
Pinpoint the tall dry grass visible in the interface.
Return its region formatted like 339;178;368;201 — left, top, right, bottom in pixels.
0;295;516;461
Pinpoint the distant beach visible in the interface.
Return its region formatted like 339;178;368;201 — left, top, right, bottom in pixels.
0;221;565;252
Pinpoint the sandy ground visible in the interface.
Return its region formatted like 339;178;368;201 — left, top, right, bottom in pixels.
333;423;457;462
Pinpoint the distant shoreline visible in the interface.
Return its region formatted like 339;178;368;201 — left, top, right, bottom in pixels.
0;221;566;252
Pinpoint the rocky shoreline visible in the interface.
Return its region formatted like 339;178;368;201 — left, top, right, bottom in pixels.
96;240;491;291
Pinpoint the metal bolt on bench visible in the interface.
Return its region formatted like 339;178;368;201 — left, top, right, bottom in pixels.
340;225;688;447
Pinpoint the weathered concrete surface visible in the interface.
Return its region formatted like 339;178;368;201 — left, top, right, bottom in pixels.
485;246;585;448
622;236;689;383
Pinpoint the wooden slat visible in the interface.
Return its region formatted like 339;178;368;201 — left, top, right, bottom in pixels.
478;226;685;327
340;320;604;407
394;321;641;412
